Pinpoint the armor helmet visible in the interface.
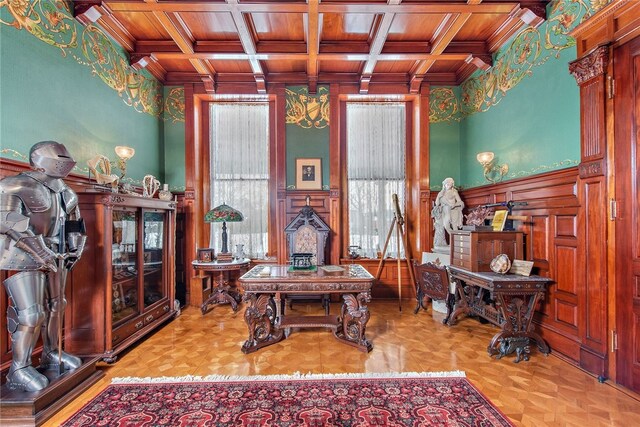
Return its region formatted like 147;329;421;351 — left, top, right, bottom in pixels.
29;141;76;178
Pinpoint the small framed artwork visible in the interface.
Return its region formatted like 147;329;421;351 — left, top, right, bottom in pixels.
296;158;322;190
197;248;214;262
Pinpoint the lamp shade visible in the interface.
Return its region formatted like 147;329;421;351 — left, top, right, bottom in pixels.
205;203;244;223
115;146;135;161
476;151;494;165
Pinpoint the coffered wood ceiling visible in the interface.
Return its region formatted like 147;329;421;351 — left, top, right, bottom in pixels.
73;0;550;94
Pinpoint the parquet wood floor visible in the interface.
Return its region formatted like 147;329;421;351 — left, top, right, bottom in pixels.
45;301;640;426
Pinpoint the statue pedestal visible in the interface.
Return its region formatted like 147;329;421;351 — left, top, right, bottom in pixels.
0;357;104;426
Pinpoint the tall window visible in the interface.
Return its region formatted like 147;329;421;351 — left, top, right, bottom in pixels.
346;103;406;258
210;103;269;258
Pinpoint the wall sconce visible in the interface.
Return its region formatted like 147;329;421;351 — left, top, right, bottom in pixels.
114;146;135;179
476;151;508;184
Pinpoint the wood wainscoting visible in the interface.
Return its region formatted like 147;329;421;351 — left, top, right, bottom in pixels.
460;167;604;375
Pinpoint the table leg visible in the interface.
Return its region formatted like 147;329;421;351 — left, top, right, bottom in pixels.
334;292;372;352
488;291;550;361
201;271;242;314
241;294;284;354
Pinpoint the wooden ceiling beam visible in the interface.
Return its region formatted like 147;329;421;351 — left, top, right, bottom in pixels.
360;0;401;94
227;0;266;93
409;7;471;93
486;4;547;52
305;0;320;93
94;1;526;15
130;53;167;82
148;3;215;83
74;2;136;51
151;52;470;62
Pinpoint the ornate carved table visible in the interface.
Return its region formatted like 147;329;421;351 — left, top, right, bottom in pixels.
238;264;373;354
446;266;552;362
192;258;250;314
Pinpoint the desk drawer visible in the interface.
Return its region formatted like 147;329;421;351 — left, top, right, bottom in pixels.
452;252;470;262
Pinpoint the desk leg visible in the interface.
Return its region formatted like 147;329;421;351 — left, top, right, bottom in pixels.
241;294;284;354
488;291;550;361
335;292;373;352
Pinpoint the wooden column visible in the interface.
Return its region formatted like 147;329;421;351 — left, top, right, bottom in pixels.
329;83;342;264
569;45;609;378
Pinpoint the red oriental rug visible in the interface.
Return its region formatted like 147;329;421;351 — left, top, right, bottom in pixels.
61;372;513;426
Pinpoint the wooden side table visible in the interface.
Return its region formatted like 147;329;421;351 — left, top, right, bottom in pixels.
192;259;250;314
447;266;552;362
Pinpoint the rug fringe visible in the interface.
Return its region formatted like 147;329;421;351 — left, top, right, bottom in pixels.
111;371;466;384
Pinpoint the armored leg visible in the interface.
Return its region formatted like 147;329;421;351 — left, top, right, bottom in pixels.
3;271;49;391
41;269;81;371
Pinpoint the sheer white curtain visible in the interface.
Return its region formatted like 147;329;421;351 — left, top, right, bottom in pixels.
210;103;269;258
347;102;406;258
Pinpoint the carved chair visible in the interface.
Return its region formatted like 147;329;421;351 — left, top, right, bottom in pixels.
413;261;455;319
284;203;330;313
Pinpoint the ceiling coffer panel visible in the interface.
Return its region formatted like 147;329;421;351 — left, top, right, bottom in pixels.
72;0;550;88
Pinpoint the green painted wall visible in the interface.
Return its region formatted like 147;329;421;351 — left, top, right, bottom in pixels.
0;6;163;184
162;87;186;191
429;86;462;190
459;46;580;188
285;86;330;189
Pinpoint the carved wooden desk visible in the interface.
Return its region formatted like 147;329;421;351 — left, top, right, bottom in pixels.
446;266;552;362
192;259;250;314
238;264;373;354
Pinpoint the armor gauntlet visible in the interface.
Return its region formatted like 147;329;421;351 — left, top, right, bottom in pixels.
65;233;86;269
12;233;58;272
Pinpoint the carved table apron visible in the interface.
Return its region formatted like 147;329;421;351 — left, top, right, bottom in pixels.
446;266;552;361
238;264;373;354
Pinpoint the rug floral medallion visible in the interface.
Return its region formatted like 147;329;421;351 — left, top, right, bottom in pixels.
61;372;513;426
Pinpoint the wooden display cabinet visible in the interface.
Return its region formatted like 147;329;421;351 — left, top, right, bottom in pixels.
67;192;177;363
449;230;524;272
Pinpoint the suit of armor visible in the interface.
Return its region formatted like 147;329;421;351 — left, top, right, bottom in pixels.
0;141;86;392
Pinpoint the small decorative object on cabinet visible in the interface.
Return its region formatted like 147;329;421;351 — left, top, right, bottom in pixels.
490;254;511;274
67;192;177;363
143;174;160;198
158;183;173;201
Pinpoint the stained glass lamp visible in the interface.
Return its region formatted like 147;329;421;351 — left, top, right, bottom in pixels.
204;203;244;254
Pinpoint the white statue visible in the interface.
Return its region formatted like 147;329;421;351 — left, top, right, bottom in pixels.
432;177;464;247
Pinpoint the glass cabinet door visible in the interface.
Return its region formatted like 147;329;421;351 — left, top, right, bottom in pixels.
112;209;139;325
143;210;165;308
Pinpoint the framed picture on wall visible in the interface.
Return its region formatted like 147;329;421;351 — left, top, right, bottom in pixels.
296;158;322;190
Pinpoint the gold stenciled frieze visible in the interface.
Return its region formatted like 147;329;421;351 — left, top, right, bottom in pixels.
430;0;611;123
1;0;162;117
285;87;330;129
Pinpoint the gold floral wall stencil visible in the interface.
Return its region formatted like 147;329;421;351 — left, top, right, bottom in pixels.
1;0;162;117
430;0;612;122
164;87;185;123
285;87;330;129
429;88;462;123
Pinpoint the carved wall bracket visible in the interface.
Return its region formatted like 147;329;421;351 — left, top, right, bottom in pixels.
569;45;610;85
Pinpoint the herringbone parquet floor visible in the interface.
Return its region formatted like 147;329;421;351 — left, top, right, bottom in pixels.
45;300;640;426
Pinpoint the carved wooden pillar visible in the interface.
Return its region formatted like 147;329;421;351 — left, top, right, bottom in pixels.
329;84;342;265
568;45;610;378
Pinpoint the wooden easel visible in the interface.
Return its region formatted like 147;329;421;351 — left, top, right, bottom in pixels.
375;194;417;311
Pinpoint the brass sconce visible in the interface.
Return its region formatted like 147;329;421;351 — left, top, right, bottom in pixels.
476;151;508;184
114;146;135;179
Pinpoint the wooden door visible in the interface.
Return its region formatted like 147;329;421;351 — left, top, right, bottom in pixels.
614;35;640;393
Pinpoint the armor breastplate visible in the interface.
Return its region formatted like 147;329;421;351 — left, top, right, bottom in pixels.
0;173;68;270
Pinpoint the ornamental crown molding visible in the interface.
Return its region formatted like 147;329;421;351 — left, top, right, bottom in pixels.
568;45;609;85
